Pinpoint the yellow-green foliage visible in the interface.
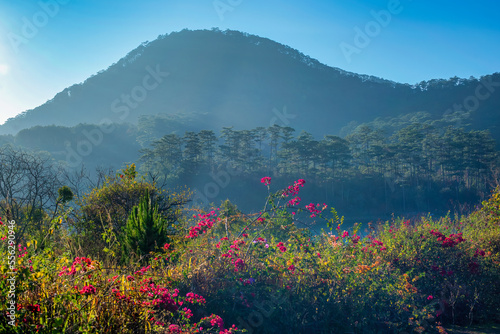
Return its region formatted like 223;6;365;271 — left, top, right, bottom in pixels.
73;164;189;261
462;187;500;262
78;164;159;233
0;177;499;333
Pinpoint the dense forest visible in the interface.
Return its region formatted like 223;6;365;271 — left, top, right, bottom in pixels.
139;120;499;218
0;28;498;222
0;110;498;221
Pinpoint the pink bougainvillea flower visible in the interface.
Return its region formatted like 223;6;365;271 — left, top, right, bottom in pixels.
210;315;224;329
168;324;181;333
281;179;306;197
186;211;217;239
287;197;301;206
80;285;97;295
233;258;245;272
261;176;271;186
276;242;287;252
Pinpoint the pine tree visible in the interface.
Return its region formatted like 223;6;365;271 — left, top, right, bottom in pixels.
121;192;169;263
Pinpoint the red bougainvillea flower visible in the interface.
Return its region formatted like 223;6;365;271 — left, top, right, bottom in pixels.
80;285;97;295
186;211;217;239
220;324;240;333
134;265;151;276
475;249;486;257
25;304;41;313
305;203;321;217
282;179;306;197
210;315;224;329
233;258;245;272
341;231;349;238
59;257;95;276
182;307;193;319
276;242;287;252
261;176;271;186
287;197;301;206
168;324;181;333
185;292;206;304
427;295;434;301
430;230;465;248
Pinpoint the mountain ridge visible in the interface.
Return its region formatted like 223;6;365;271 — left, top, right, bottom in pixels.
1;28;499;141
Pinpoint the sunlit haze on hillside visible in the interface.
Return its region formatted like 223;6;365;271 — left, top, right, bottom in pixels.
0;0;499;124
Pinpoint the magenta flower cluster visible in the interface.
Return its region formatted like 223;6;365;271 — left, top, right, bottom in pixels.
281;179;306;197
59;257;94;276
80;285;97;295
305;202;326;217
430;230;465;247
186;211;217;239
261;176;271;186
276;242;287;252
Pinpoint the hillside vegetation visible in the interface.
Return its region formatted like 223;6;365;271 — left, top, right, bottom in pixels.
2;112;499;217
1;29;499;146
1;163;499;333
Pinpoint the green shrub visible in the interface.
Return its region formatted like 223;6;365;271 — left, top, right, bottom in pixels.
1;176;499;333
121;192;171;264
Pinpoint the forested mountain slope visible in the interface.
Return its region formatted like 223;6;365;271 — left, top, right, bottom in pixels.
1;29;499;144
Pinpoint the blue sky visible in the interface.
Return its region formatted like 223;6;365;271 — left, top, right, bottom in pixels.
0;0;499;125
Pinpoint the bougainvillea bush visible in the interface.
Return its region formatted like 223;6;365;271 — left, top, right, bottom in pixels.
1;175;499;333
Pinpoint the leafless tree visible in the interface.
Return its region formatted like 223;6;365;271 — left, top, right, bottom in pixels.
0;145;63;240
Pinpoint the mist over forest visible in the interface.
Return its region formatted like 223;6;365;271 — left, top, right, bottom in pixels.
1;29;499;222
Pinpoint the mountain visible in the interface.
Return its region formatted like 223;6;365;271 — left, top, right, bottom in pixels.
1;28;500;143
